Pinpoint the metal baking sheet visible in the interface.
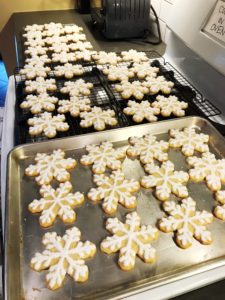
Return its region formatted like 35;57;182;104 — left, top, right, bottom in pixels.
5;116;225;300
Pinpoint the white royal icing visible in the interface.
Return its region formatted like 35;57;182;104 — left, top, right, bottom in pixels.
187;152;225;191
80;141;126;174
28;112;69;138
30;227;96;290
123;100;160;123
25;149;77;185
126;134;169;164
115;81;149;100
69;41;93;51
19;64;51;79
54;63;84;79
20;93;58;114
141;161;189;201
88;170;140;214
29;181;84;227
80;106;118;131
52;52;77;63
102;65;135;81
169;127;209;156
159;197;213;248
152;95;188;117
101;212;158;270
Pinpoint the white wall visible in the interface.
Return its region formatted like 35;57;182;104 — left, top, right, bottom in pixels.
151;0;174;43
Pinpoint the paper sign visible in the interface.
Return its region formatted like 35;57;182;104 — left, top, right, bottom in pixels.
204;0;225;44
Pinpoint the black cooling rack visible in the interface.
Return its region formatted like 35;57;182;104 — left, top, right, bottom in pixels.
14;67;122;145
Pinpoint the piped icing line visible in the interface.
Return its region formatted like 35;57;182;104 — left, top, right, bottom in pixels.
88;170;140;214
100;212;158;270
30;227;96;290
159;197;214;249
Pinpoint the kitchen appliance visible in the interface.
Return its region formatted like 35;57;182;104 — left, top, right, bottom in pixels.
77;0;91;14
91;0;151;39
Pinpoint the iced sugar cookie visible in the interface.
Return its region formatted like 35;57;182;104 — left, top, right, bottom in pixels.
20;93;58;114
159;197;213;248
28;181;84;227
80;141;126;174
58;97;91;117
169;127;209;156
127;134;169;164
88;170;140;214
25;149;77;185
187;152;225;191
101;212;158;270
30;227;96;290
115;81;149;100
152;95;188;117
141;161;189;201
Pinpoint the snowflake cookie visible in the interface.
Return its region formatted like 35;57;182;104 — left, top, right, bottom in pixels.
187;152;225;191
25;45;48;56
169;127;209;156
214;191;225;220
25;77;57;94
60;79;93;97
142;76;174;95
58;97;91;117
24;38;46;48
20;93;58;114
69;41;93;51
19;64;51;79
49;42;70;53
88;170;140;214
44;35;68;46
152;95;188;117
121;50;149;63
53;63;84;79
63;33;87;43
80;106;118;131
80;141;126;174
130;62;159;79
126;134;169;165
25;149;77;185
159;197;214;248
115;81;149;100
102;66;135;82
92;51;122;65
25;55;51;66
30;227;96;290
141;161;189;201
100;212;158;270
28;181;84;227
75;50;96;62
24;24;44;32
28;112;69;138
123;100;160;123
52;52;77;63
62;24;83;34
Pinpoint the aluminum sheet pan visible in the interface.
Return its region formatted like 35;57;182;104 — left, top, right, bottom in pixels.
5;116;225;300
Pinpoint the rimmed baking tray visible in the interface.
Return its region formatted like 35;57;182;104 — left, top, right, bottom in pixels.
5;116;225;300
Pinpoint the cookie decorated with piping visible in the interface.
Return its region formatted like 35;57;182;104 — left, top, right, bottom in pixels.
88;170;140;214
25;149;77;185
159;197;213;248
152;95;188;117
115;81;149;100
143;76;174;94
169;127;209;156
28;181;84;227
25;77;57;94
28;112;69;138
123;100;160;123
121;49;149;63
57;97;91;117
127;134;169;164
101;212;158;270
80;106;118;131
80;141;126;174
30;227;96;290
141;161;189;201
53;63;84;79
60;79;93;97
20;93;58;114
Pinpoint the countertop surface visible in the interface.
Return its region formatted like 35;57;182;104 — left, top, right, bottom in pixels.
2;8;225;300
